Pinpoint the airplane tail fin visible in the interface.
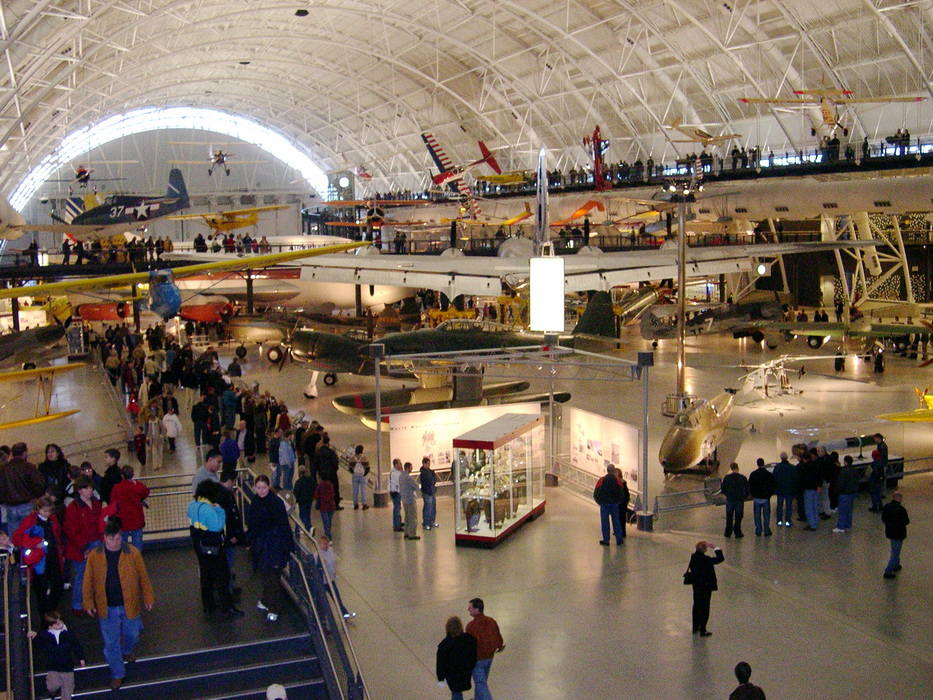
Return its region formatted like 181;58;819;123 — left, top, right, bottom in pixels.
572;291;616;339
478;141;501;174
639;308;673;340
168;168;190;206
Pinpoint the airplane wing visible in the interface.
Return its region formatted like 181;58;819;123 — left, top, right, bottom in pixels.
876;408;933;422
0;361;87;431
282;240;878;298
739;97;816;105
0;242;367;300
0;362;86;383
9;222;135;240
167;204;289;221
551;200;606;227
834;97;924;104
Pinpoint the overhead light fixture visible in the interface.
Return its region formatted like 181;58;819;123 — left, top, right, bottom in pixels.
295;9;309;17
239;61;250;65
530;257;565;332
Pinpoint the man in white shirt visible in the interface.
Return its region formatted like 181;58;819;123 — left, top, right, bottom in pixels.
388;459;403;532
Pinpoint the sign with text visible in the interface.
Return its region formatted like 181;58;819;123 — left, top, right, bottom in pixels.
389;403;539;472
566;406;639;483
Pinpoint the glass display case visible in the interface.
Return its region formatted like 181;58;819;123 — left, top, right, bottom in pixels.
452;413;546;547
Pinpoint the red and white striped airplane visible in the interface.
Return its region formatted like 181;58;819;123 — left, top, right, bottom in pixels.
421;132;501;217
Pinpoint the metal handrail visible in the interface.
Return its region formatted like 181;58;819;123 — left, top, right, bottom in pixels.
2;554;11;698
24;564;34;700
239;471;369;700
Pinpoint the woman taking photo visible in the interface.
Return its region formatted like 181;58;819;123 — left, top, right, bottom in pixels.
686;540;724;637
247;475;294;622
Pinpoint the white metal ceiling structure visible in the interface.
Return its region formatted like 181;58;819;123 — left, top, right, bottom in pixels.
3;0;933;203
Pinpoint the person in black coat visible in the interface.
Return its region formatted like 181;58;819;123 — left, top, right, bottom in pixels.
436;615;477;700
246;475;294;621
687;541;724;637
881;492;909;579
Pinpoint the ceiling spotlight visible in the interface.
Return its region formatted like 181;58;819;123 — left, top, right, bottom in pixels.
295;8;309;17
239;61;250;65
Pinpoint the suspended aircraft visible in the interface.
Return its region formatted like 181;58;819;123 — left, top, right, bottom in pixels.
167;204;289;237
749;317;933;350
639;298;786;345
422;133;500;217
876;387;933;422
740;87;923;136
47;165;131;189
0;242;367;321
664;119;741;146
474;170;532;186
0;362;86;431
0;325;71;370
9;168;190;242
446;203;534;228
660;389;736;474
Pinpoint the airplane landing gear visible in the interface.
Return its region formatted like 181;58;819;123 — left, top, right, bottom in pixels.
304;371;319;399
235;345;247;359
323;373;337;386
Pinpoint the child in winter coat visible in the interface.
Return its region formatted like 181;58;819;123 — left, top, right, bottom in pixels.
28;610;85;700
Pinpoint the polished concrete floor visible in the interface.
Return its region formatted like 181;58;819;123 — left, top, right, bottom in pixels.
21;330;933;699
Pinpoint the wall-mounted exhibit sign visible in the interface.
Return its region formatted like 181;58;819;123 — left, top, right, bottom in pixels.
389;402;539;475
566;406;639;483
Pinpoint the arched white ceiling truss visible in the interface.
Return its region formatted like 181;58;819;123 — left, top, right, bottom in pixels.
3;0;933;203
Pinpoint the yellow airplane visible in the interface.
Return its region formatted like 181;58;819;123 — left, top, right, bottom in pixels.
664;118;741;146
0;362;85;430
0;242;368;320
740;87;923;134
877;387;933;422
168;204;289;236
445;203;534;227
474;170;531;186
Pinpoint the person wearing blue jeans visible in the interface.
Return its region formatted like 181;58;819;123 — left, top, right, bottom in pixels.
833;456;861;532
420;457;438;529
82;520;155;691
881;492;909;579
465;598;504;700
799;457;823;531
748;458;775;537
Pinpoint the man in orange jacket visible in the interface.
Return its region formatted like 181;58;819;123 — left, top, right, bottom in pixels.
83;518;155;691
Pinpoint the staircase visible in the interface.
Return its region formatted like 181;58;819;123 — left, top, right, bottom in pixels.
34;634;327;700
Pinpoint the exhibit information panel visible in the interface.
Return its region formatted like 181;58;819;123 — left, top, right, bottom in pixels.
567;406;640;484
453;413;546;548
389;402;538;483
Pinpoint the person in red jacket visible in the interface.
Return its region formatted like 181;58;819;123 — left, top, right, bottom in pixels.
107;466;150;551
63;475;103;616
13;495;65;617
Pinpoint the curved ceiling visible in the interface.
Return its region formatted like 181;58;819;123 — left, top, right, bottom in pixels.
3;0;933;201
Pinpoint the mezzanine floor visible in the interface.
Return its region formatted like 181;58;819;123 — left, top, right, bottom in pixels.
17;331;933;699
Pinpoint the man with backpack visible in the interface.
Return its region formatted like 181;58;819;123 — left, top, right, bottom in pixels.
593;464;629;546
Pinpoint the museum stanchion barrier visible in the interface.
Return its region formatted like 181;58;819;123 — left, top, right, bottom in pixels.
452;413;546;548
